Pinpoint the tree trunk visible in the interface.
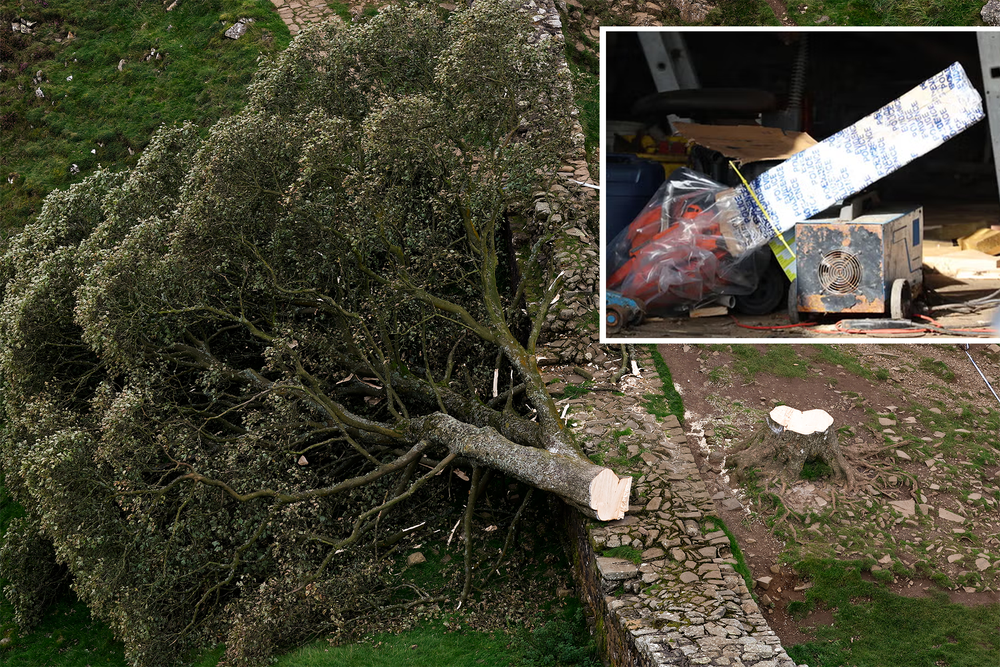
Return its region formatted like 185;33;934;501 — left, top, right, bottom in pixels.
728;406;856;489
419;413;632;520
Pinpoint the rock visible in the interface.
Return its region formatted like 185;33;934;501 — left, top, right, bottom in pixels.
224;18;254;39
755;576;773;590
642;547;665;560
938;508;965;523
947;553;963;563
34;88;44;98
671;547;686;562
679;571;699;584
770;564;781;575
722;497;743;511
895;449;911;461
879;417;896;426
556;586;573;597
406;552;426;566
674;0;712;22
889;499;915;517
596;557;638;581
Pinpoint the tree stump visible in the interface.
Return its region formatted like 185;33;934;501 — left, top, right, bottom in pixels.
727;406;856;489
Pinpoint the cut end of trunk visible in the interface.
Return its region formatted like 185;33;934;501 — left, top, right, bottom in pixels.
589;468;632;521
769;405;833;435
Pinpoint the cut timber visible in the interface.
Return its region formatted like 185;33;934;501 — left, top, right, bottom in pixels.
422;413;632;521
957;228;995;250
589;468;633;521
923;241;1000;279
769;405;834;435
958;228;1000;255
690;305;728;318
727;406;856;490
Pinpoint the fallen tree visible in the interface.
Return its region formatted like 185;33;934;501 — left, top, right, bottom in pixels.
0;4;624;665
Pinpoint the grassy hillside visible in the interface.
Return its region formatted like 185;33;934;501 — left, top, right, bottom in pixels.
0;0;291;236
792;0;983;25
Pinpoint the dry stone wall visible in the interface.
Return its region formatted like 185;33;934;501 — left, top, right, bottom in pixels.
560;355;802;667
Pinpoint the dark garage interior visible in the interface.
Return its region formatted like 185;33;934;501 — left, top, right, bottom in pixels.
604;30;1000;339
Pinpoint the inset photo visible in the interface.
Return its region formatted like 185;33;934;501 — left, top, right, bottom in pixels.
602;29;1000;341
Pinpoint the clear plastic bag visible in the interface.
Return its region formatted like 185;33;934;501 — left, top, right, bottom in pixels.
607;168;762;314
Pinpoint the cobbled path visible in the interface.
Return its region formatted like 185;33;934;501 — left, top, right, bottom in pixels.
561;352;801;667
267;0;337;34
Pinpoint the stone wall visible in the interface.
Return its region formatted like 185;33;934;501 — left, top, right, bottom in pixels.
560;354;802;667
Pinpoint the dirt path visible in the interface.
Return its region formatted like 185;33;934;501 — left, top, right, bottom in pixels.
764;0;795;24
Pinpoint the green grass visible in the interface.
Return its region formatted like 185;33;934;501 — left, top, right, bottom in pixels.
566;55;597;165
703;516;754;595
1;479;125;664
919;357;956;382
645;345;684;421
0;595;127;666
729;344;809;382
0;0;290;235
253;600;597;667
327;2;354;21
789;0;984;25
602;545;642;565
704;0;780;24
563;382;593;400
271;625;519;667
799;459;833;481
786;558;1000;667
812;345;874;380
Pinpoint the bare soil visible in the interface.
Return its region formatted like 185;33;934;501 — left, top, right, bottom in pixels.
660;343;1000;646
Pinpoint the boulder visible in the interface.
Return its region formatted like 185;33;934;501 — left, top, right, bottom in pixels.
984;0;1000;25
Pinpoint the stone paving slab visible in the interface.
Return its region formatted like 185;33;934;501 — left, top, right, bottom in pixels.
564;351;801;667
268;0;338;34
